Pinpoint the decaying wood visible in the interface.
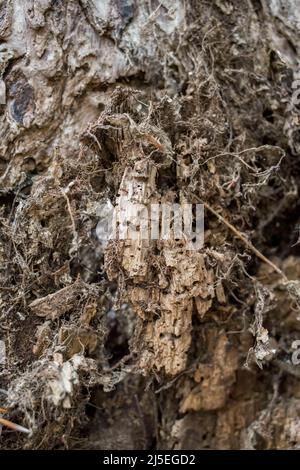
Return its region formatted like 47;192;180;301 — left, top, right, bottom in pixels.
106;150;214;375
1;0;300;451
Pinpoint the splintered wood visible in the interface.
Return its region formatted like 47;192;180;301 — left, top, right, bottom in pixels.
105;156;214;376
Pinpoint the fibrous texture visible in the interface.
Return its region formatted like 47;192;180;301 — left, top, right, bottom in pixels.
1;0;300;450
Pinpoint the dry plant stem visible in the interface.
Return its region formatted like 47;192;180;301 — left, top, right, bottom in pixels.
60;188;76;236
0;417;31;434
200;199;288;282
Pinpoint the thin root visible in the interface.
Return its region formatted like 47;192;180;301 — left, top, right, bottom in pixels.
200;199;288;282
